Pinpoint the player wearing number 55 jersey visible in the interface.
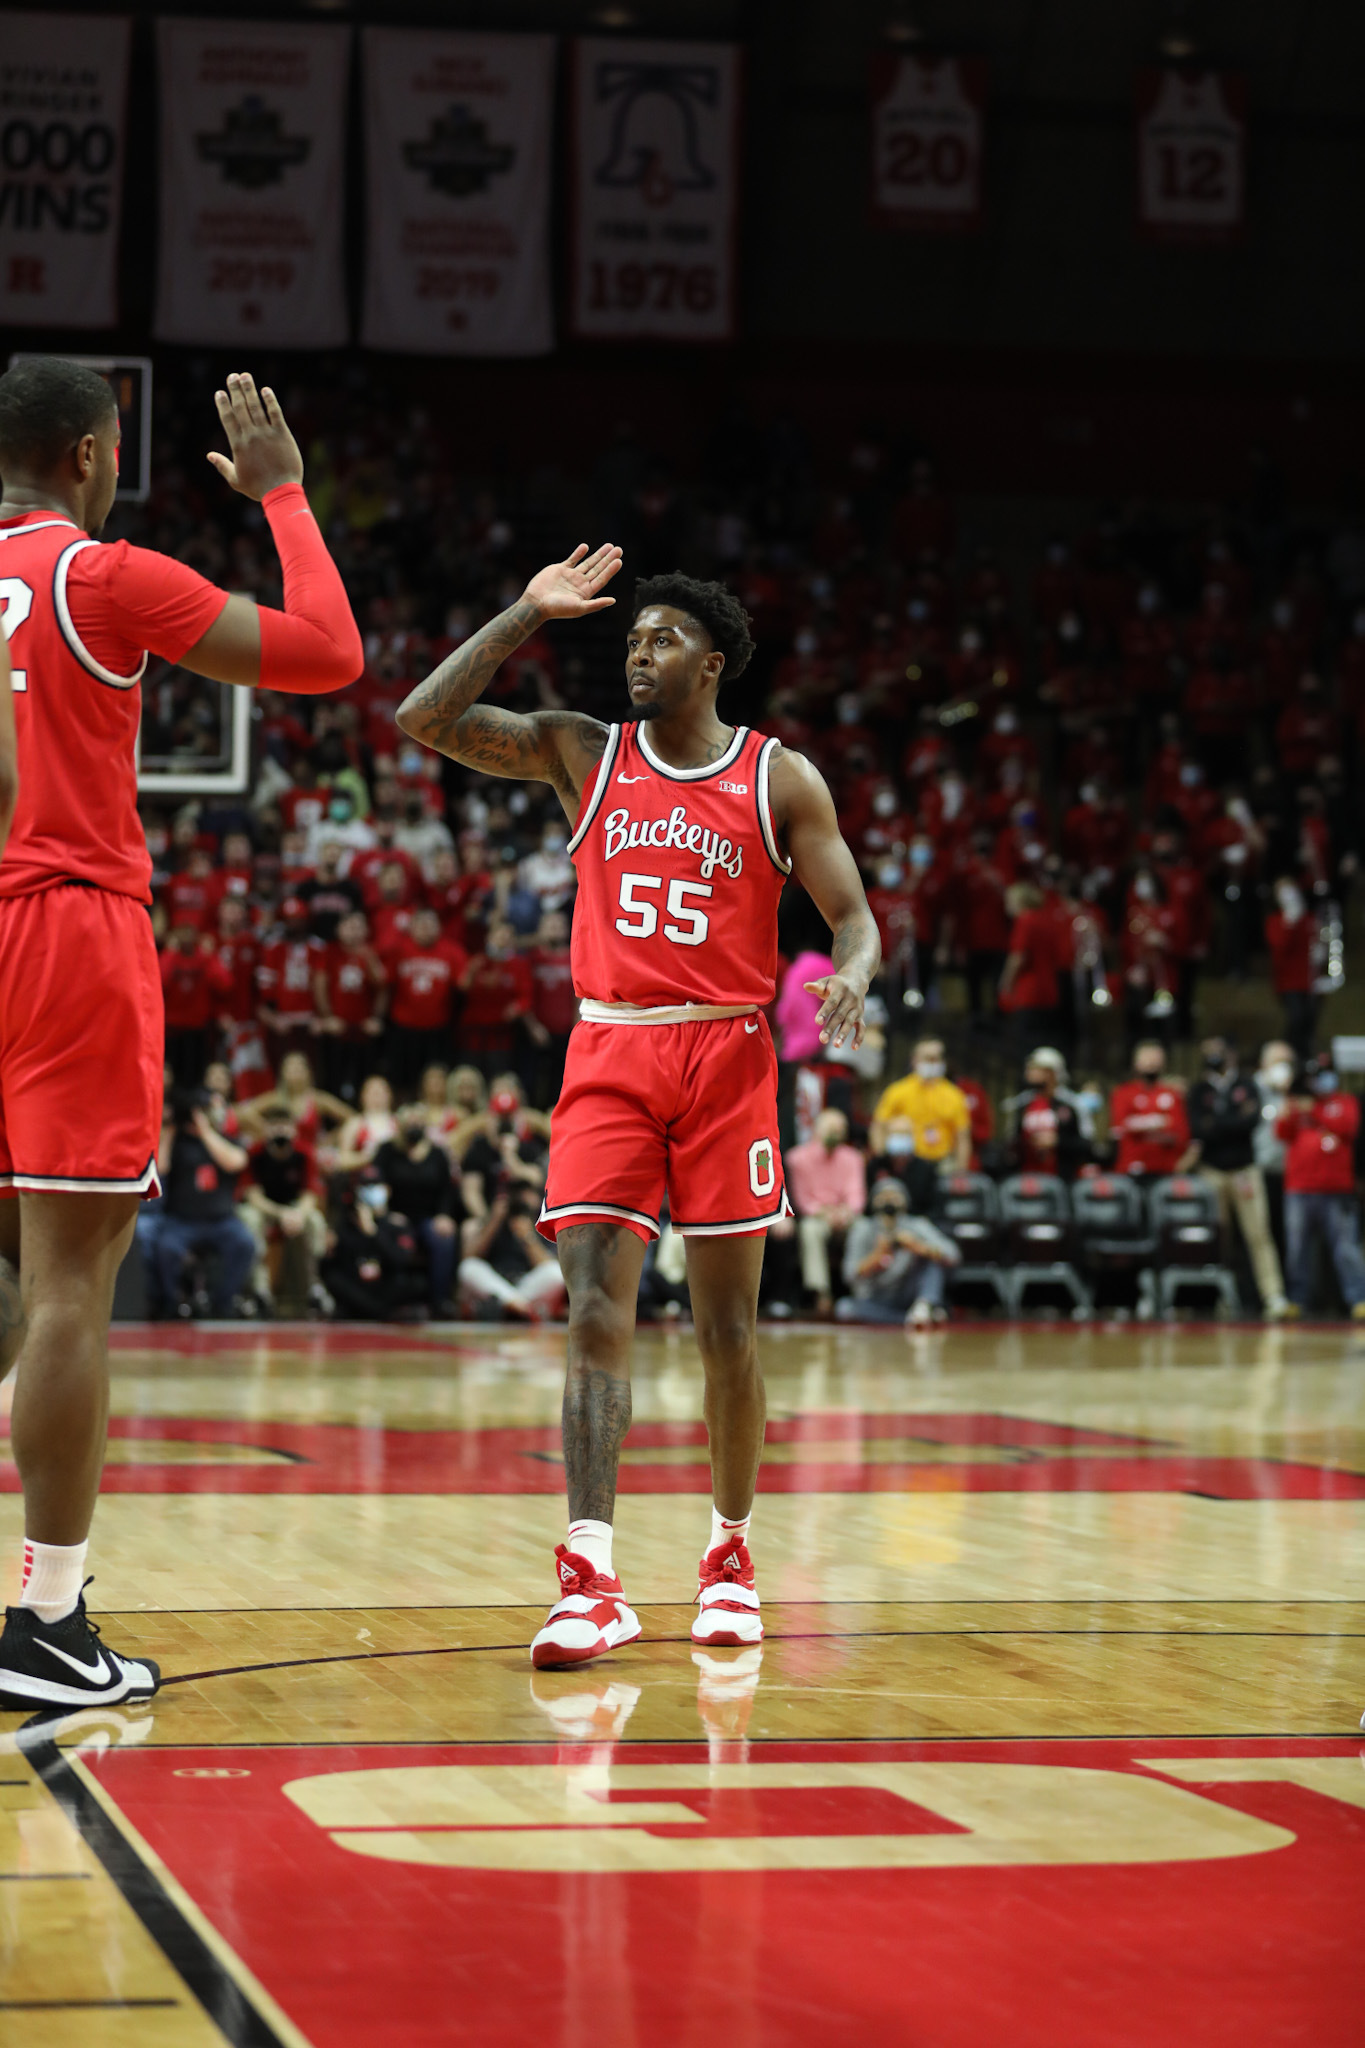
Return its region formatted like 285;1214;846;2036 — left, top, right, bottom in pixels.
0;359;361;1713
398;560;879;1670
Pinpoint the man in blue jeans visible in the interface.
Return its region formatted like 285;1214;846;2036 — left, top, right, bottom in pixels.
153;1090;256;1317
837;1177;961;1327
1276;1060;1365;1319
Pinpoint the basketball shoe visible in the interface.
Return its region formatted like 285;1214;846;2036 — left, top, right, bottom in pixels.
0;1592;161;1711
691;1534;764;1647
530;1546;643;1670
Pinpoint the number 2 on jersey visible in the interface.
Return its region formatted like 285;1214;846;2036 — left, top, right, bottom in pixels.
615;872;712;947
0;576;33;692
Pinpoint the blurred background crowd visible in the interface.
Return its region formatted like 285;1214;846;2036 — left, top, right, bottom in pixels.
123;358;1365;1325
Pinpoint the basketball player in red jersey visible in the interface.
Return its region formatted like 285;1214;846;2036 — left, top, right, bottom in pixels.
0;358;362;1710
398;558;879;1667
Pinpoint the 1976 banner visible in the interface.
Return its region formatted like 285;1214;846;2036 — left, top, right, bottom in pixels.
571;37;741;342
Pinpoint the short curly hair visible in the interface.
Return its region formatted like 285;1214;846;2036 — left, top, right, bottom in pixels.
0;356;116;473
633;573;755;681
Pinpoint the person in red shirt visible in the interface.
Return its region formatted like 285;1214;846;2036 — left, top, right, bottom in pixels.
1277;1060;1365;1316
1150;826;1210;1039
998;883;1060;1052
525;908;578;1105
348;812;424;911
386;906;469;1087
161;925;234;1086
1007;1047;1089;1177
370;861;419;967
1061;781;1130;888
459;917;534;1075
1182;650;1255;783
949;832;1011;1019
163;844;224;935
256;901;325;1070
1120;867;1184;1046
314;908;388;1101
278;756;328;841
212;897;270;1101
977;706;1038;787
1264;879;1319;1056
1108;1042;1194;1178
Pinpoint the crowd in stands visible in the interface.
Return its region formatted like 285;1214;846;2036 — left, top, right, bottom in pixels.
124;361;1365;1321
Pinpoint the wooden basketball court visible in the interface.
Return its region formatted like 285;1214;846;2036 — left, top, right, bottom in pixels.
2;1318;1362;2045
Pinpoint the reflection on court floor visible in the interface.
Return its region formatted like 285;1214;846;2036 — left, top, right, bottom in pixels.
1;1322;1362;2045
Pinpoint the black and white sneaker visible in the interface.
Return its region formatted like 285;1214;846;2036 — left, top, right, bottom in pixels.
0;1594;161;1710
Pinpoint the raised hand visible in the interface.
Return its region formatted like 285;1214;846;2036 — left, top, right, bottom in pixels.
523;543;623;621
208;372;305;501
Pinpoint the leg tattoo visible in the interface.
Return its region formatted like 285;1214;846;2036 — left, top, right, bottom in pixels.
562;1365;633;1524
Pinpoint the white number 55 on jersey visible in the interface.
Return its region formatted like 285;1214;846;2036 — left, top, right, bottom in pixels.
615;873;712;947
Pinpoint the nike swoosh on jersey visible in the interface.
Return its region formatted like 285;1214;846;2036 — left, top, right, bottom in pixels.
616;773;649;784
38;1639;112;1685
744;1020;759;1033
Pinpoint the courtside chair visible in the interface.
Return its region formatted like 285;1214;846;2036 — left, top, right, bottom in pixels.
1146;1175;1240;1317
1071;1173;1160;1317
998;1174;1093;1316
936;1171;1010;1311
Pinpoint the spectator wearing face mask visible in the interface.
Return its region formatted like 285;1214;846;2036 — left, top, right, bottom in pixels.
783;1109;868;1316
978;706;1038;787
1186;1037;1289;1319
519;818;577;916
296;838;365;943
386;906;469;1089
525;909;577;1107
321;1181;429;1322
373;1104;465;1314
837;1176;961;1328
161;925;234;1086
949;832;1011;1020
313;909;388;1102
869;1038;970;1211
459;919;536;1077
1108;1041;1195;1177
1264;879;1318;1057
393;785;455;869
858;781;914;866
152;1087;256;1318
304;788;374;867
1121;866;1183;1049
1004;1048;1089;1178
1276;1058;1365;1319
240;1107;329;1316
1252;1039;1295;1254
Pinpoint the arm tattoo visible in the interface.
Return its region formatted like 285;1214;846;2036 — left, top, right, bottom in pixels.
396;599;606;792
563;1365;633;1523
831;905;881;991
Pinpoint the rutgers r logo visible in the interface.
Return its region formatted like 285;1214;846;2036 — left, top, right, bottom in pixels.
718;781;748;793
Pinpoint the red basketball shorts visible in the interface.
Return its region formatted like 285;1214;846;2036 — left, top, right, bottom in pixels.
0;884;164;1196
539;1014;791;1243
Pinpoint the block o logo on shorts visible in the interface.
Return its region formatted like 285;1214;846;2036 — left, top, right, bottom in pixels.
748;1139;775;1198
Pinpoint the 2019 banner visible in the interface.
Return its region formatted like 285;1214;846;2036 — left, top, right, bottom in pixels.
362;29;554;357
0;11;130;329
155;17;349;347
570;38;741;342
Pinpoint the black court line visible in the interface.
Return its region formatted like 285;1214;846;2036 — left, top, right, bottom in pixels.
23;1727;292;2048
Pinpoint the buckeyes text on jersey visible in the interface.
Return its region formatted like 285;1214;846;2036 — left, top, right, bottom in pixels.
568;724;790;1008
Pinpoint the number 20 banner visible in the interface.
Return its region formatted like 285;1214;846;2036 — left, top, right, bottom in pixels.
870;53;985;233
1136;69;1247;244
570;38;741;342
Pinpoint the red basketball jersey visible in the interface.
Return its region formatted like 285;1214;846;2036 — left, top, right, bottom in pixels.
0;510;225;901
568;722;790;1008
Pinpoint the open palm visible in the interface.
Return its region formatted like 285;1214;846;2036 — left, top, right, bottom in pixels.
524;543;623;620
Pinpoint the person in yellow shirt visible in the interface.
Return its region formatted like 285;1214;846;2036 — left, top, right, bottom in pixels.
870;1038;971;1209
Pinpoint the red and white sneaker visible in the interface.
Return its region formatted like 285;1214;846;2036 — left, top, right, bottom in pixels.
691;1535;764;1647
530;1546;643;1670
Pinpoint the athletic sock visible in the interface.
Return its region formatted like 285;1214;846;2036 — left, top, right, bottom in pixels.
566;1519;614;1580
19;1539;88;1625
709;1506;750;1555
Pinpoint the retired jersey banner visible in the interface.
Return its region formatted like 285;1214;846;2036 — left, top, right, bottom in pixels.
0;12;130;329
870;52;985;232
155;18;349;347
570;38;741;342
1136;69;1246;243
362;30;554;358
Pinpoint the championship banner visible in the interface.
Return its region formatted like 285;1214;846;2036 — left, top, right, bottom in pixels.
570;38;741;342
870;52;985;232
1136;69;1246;244
362;30;554;358
155;18;349;347
0;12;130;329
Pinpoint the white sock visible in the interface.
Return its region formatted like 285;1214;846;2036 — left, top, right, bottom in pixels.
19;1539;87;1624
709;1505;750;1555
566;1518;613;1579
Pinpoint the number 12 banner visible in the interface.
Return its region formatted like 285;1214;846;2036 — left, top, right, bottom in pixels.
570;38;741;342
870;53;986;233
1136;69;1247;244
